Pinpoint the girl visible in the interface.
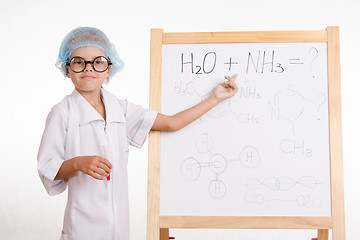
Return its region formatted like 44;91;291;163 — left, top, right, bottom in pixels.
37;26;238;240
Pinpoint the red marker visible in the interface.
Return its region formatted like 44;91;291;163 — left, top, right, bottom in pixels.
107;174;110;181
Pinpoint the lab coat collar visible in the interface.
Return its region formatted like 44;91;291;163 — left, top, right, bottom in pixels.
71;88;126;126
101;88;126;124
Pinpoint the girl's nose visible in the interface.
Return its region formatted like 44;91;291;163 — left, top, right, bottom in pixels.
84;62;94;72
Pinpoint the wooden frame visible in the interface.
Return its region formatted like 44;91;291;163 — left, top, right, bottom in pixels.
147;27;344;240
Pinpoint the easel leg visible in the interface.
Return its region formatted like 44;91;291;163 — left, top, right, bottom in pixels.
160;228;169;240
317;229;329;240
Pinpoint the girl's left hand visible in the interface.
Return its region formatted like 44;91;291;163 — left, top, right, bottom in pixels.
213;74;238;101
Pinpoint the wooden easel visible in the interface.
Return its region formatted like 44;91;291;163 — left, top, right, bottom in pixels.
147;27;345;240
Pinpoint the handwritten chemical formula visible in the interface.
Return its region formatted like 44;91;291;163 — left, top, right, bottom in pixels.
179;50;285;75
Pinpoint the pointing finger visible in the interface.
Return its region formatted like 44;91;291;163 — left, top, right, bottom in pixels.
225;74;238;82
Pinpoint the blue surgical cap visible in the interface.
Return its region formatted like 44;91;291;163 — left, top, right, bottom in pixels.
55;27;124;78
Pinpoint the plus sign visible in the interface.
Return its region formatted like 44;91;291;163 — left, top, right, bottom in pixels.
224;57;238;71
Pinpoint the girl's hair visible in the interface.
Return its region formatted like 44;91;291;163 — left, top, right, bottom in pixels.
55;27;124;79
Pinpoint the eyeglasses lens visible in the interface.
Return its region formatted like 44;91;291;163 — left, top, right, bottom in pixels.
93;57;109;72
69;57;85;72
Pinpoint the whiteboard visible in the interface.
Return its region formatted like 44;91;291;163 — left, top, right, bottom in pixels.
159;42;331;217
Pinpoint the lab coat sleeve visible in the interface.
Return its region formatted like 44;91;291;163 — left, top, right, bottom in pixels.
119;100;158;148
37;104;68;196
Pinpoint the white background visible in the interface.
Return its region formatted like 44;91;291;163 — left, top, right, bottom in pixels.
0;0;358;239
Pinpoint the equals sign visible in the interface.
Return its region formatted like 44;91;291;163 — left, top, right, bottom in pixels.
289;58;304;64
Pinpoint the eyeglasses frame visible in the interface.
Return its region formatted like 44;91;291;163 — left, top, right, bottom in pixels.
66;56;113;73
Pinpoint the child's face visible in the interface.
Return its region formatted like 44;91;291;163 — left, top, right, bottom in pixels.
66;47;111;94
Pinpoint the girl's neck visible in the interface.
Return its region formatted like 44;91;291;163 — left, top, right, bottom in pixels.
76;88;103;109
77;87;106;121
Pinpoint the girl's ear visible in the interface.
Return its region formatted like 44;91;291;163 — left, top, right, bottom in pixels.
103;67;111;84
66;66;71;78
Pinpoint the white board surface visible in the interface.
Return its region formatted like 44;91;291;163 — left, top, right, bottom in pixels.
159;42;331;217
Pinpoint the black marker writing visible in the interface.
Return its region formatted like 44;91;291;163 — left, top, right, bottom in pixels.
181;53;194;73
224;57;238;71
181;52;217;74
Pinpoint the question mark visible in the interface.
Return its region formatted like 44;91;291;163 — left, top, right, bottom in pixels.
317;93;326;120
309;47;319;78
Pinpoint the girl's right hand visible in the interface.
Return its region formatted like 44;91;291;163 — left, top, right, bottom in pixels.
74;155;112;180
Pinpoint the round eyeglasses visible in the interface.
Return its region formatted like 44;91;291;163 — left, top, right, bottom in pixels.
66;56;112;73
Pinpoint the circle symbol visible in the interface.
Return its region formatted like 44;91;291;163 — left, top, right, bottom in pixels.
208;179;226;199
195;133;213;153
209;154;227;174
181;157;201;181
239;146;261;169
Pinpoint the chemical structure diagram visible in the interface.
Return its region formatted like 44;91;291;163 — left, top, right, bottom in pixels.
174;75;326;159
244;176;322;208
180;132;322;208
180;133;261;199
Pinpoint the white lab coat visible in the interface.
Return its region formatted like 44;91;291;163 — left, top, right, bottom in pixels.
37;88;157;240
